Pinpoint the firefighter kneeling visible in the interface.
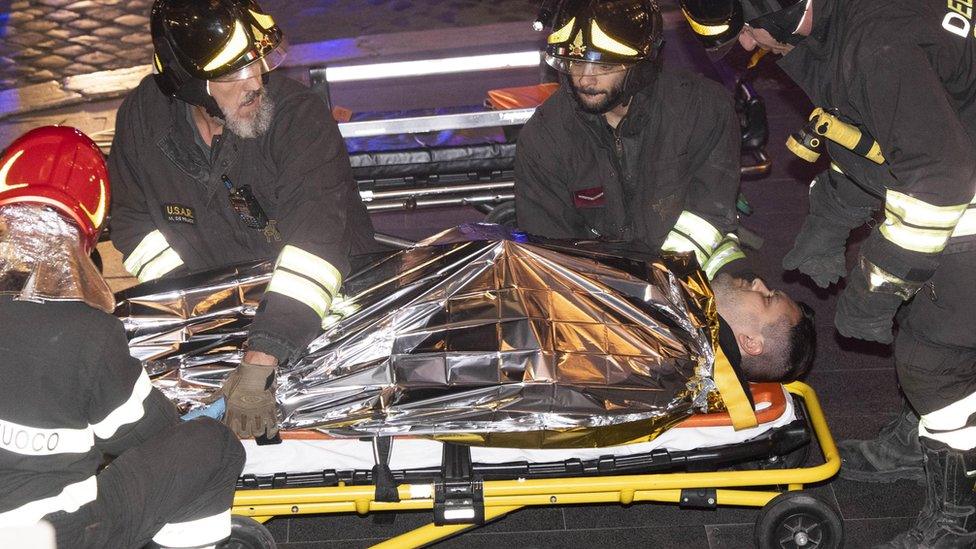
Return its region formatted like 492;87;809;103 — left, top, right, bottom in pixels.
0;127;245;548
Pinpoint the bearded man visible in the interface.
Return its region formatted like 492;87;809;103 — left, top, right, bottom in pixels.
514;0;747;281
108;0;375;441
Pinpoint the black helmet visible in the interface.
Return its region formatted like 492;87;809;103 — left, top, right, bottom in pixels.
150;0;287;117
679;0;807;59
545;0;664;70
544;0;664;112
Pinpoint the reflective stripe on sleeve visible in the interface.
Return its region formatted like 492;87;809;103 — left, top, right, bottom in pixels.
950;197;976;238
880;190;968;254
0;476;97;528
701;236;745;280
91;369;152;440
122;230;185;282
662;211;740;278
152;509;232;547
919;390;976;451
265;245;342;319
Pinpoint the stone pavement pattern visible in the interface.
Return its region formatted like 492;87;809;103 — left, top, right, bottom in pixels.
0;0;540;91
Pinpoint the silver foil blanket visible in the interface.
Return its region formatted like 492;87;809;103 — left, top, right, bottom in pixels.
116;225;718;448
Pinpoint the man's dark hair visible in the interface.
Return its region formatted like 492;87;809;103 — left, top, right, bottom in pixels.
741;301;816;382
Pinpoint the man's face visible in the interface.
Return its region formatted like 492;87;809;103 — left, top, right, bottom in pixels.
737;25;794;55
207;66;274;138
567;62;629;114
711;273;801;344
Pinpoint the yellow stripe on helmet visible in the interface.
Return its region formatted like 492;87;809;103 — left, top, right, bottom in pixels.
681;9;730;36
203;20;249;72
547;17;576;44
590;20;639;56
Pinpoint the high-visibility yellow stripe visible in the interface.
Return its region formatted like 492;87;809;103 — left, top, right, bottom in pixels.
662;231;707;266
702;237;745;280
137;248;184;283
880;221;954;254
203;21;249;72
547;17;575;44
276;245;342;296
123;230;184;282
681;9;730;36
951;207;976;237
590;21;638;56
266;270;333;319
885;190;968;229
672;211;723;252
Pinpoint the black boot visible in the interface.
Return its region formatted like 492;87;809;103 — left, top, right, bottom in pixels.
839;402;925;483
875;438;976;548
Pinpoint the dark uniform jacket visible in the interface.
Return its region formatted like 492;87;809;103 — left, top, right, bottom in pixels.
0;297;178;523
778;0;976;346
109;73;376;362
515;68;744;278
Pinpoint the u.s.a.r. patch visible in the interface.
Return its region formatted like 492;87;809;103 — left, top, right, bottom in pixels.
163;203;195;225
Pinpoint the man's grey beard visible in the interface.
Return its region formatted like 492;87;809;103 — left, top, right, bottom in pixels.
224;92;275;139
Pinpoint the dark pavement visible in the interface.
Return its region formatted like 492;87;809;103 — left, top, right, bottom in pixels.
0;1;923;547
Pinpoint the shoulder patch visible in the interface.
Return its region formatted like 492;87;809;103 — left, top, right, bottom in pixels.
163;203;195;225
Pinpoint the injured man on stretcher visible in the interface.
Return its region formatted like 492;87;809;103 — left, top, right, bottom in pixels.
118;224;815;453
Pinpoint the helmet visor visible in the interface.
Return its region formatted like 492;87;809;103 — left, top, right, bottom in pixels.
211;42;288;82
545;55;632;76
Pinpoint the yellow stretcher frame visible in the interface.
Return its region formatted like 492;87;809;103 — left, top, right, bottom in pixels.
232;382;839;548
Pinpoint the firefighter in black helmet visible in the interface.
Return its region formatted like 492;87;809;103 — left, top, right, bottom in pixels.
516;0;749;280
679;0;976;546
109;0;376;441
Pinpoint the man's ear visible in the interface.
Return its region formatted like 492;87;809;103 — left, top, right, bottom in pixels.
736;332;765;357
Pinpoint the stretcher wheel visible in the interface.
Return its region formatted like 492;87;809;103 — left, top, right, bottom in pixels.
484;200;517;228
219;516;276;549
754;492;843;549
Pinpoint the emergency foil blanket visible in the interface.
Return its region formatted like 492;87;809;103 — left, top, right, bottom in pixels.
116;225;720;448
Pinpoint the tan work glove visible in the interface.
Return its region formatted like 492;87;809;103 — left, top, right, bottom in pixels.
210;361;279;439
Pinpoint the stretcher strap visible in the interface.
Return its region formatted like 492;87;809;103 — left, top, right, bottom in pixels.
711;344;758;430
371;437;400;503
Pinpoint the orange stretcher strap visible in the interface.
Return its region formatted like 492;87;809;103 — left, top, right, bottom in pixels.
486;83;560;110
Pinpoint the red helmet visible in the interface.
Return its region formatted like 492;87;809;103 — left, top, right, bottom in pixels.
0;126;109;253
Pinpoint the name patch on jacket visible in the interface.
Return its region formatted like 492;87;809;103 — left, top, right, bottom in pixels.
573;186;606;208
163;204;195;225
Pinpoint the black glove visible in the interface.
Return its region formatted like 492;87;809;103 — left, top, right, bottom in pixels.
783;171;876;288
834;260;904;344
782;216;850;288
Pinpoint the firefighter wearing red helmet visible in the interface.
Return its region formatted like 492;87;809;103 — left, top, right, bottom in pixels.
514;0;749;281
0;126;245;548
680;0;976;545
108;0;376;441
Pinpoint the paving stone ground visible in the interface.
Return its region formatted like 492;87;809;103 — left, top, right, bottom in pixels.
0;0;542;91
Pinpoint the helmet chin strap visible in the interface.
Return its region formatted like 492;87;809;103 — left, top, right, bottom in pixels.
174;78;225;120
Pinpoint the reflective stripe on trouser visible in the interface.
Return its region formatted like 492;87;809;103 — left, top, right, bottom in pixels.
895;248;976;451
0;476;97;527
152;509;231;547
123;230;185;282
919;391;976;451
662;211;743;278
266;245;342;318
880;190;969;254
